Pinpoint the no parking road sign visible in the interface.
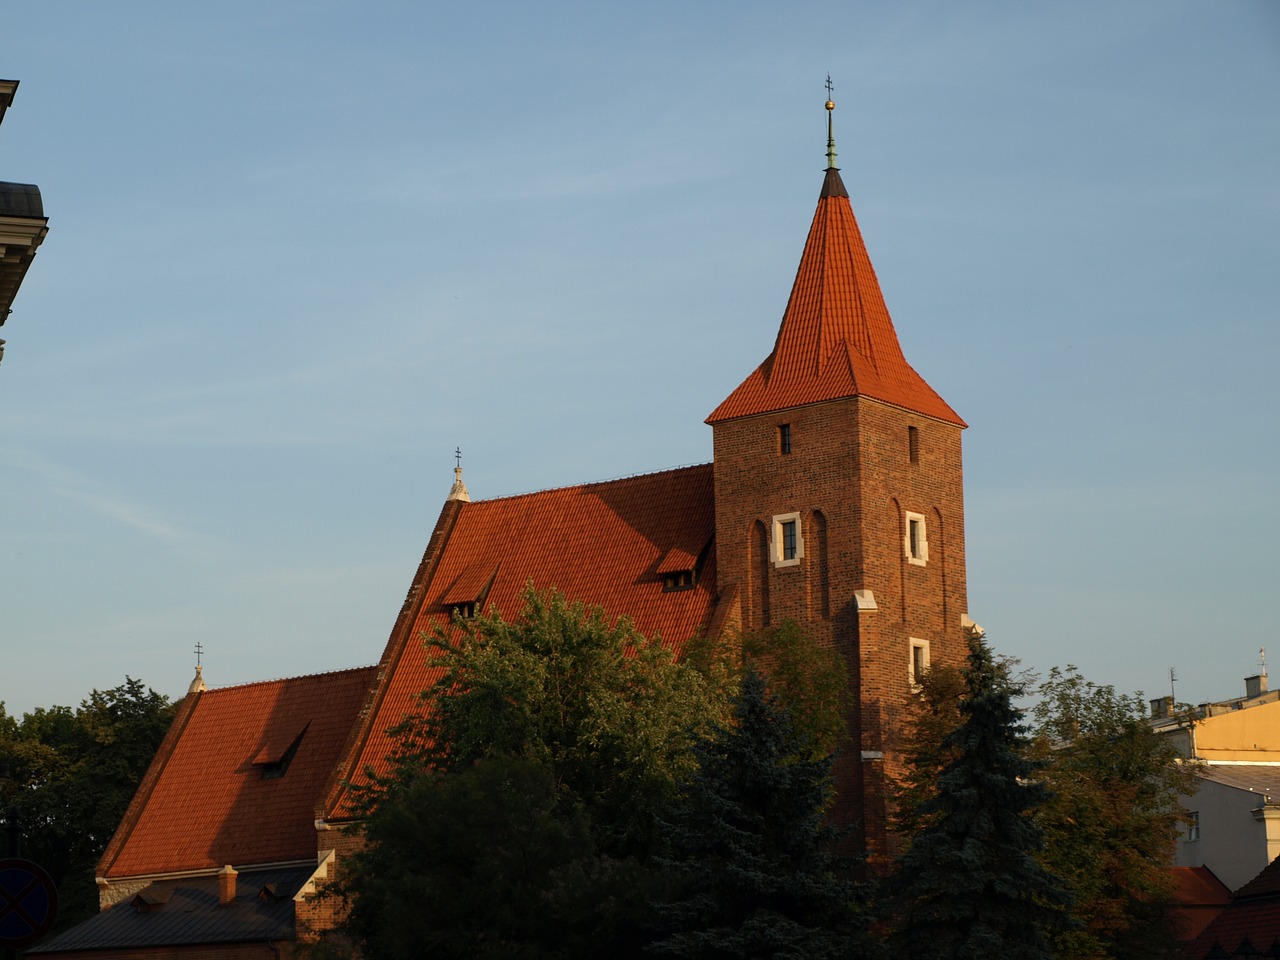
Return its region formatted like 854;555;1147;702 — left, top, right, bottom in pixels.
0;858;57;946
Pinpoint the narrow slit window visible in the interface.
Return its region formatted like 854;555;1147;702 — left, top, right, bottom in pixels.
908;425;919;464
778;423;792;455
904;512;928;565
910;639;930;689
771;513;803;567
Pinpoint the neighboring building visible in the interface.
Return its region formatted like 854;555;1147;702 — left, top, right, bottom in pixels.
38;99;977;952
1181;854;1280;959
31;667;377;958
1156;672;1280;892
1170;866;1230;944
0;79;50;366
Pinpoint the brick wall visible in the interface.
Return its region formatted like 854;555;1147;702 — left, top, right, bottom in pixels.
711;395;968;855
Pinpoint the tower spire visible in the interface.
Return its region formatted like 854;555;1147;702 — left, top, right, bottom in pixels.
825;75;837;170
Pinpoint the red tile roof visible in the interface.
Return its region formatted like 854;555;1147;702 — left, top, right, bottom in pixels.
1183;856;1280;958
99;666;377;878
1171;866;1231;942
707;168;964;427
324;464;718;818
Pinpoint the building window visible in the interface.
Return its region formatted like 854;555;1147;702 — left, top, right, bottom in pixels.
778;423;792;455
908;425;919;464
1187;811;1200;842
449;601;477;620
771;512;803;567
904;512;928;565
910;638;930;689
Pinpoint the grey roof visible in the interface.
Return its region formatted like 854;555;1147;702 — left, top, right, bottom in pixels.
1198;765;1280;800
28;866;312;955
0;181;43;218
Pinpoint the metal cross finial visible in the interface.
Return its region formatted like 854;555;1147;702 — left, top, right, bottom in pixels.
194;642;204;667
454;447;462;470
825;74;834;99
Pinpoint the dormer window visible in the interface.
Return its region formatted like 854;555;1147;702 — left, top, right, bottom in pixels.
441;563;498;622
657;543;706;593
662;570;696;592
252;723;309;780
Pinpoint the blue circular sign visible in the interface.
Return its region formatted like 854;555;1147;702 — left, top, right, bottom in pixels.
0;858;58;946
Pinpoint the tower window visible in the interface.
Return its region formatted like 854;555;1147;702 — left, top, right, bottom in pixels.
778;423;792;455
771;512;803;567
910;638;930;689
908;425;919;464
904;512;928;565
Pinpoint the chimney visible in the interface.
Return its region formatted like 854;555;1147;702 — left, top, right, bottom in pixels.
1150;696;1173;720
1246;674;1268;700
218;864;238;906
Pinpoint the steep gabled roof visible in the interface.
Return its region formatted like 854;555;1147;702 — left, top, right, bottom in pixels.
99;666;377;879
324;464;718;818
707;165;963;426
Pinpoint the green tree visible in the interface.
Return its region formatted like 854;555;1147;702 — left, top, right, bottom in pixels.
0;678;175;930
342;753;646;960
651;669;868;960
339;588;726;958
384;586;721;857
685;620;850;761
1031;667;1198;960
885;637;1070;960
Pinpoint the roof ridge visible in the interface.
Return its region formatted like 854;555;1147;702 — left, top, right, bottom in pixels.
470;462;712;504
199;663;377;695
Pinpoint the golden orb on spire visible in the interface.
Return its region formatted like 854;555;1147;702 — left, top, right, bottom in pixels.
826;99;835;111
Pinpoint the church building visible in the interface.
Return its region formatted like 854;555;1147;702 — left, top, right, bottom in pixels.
34;99;975;956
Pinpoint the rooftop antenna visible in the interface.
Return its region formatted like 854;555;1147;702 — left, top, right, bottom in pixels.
824;75;838;170
1261;647;1268;679
1170;666;1178;705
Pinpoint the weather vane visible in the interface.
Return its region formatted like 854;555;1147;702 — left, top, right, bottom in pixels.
194;641;204;668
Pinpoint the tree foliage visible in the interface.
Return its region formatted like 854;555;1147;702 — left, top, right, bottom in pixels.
381;586;721;857
885;637;1070;960
0;678;175;930
1030;666;1198;960
684;620;850;761
342;753;647;960
652;669;868;960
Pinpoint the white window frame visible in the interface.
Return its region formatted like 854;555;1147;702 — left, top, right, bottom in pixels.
1187;811;1200;843
904;511;929;566
771;512;803;568
910;638;930;689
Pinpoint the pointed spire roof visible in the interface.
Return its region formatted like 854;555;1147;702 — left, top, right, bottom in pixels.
707;100;964;427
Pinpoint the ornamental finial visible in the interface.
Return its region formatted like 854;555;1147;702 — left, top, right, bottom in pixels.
825;75;837;170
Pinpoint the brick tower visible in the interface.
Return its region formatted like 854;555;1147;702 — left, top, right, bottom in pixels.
707;97;973;854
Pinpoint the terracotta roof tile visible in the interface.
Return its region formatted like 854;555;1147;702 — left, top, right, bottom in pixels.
327;465;718;817
1182;856;1280;958
708;167;964;427
100;666;377;878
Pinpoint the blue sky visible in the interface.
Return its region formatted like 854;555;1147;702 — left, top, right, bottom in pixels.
2;1;1277;716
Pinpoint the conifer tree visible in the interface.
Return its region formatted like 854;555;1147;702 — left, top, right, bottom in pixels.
885;636;1070;960
651;669;867;960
